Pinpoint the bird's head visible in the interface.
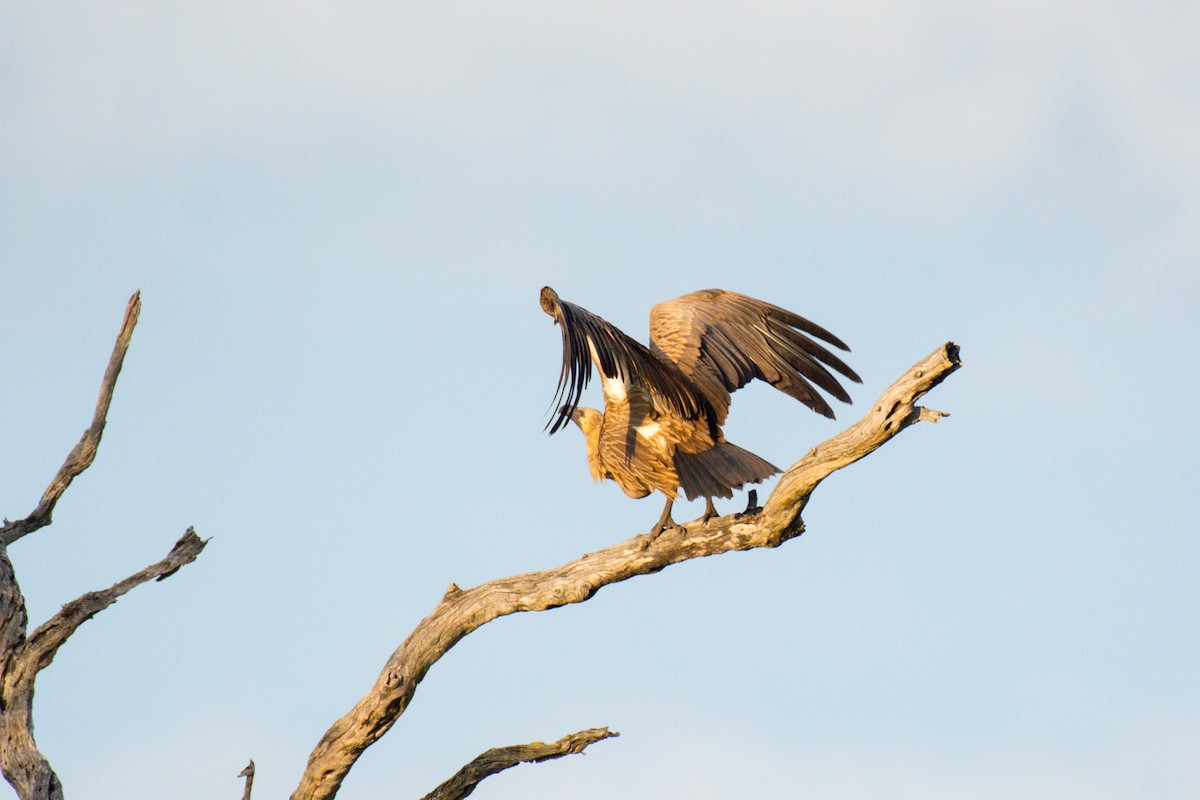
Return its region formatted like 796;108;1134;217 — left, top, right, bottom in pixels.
565;405;602;435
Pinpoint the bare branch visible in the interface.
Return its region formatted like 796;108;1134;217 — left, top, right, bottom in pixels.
2;291;142;546
0;545;29;677
762;341;960;525
0;292;212;800
0;528;206;800
239;760;256;800
14;528;207;691
291;342;961;800
421;728;618;800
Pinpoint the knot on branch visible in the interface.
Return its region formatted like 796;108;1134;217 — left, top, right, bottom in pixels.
772;518;805;547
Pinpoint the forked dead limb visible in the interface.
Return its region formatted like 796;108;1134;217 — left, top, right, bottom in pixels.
0;293;208;800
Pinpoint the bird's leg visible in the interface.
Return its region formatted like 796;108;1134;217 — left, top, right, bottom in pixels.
648;496;681;538
699;496;719;523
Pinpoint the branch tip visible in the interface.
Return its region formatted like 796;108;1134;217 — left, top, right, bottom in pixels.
1;290;144;546
420;727;619;800
239;758;256;800
917;407;950;423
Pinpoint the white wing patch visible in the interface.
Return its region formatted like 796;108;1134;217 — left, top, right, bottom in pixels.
635;421;661;440
588;337;630;404
601;374;628;403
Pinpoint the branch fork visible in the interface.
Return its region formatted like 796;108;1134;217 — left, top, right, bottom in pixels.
0;292;208;800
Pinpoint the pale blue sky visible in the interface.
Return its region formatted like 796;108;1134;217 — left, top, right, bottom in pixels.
2;3;1197;798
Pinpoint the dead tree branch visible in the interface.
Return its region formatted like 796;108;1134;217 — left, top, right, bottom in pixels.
2;291;141;547
291;342;962;800
0;292;208;800
239;760;256;800
14;529;207;689
0;530;206;799
421;727;618;800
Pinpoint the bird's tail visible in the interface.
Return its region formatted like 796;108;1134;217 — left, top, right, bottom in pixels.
673;442;780;502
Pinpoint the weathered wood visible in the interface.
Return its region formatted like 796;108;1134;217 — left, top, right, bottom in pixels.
291;342;962;800
1;291;141;547
0;293;208;800
421;728;618;800
0;530;207;799
762;341;960;523
0;540;58;800
239;760;256;800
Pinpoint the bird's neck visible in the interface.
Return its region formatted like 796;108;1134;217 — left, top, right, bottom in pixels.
583;423;605;482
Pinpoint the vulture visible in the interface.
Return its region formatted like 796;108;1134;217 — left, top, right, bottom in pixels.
540;286;861;534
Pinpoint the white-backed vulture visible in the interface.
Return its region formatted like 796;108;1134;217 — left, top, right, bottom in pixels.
540;286;861;534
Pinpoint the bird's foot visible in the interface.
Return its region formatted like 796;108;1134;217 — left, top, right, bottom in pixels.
643;497;683;544
698;497;719;525
643;516;683;545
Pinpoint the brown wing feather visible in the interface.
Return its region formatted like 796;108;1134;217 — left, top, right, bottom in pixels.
649;289;861;422
540;286;716;434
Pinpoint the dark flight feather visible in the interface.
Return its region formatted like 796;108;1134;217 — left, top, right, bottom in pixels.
541;285;860;530
541;286;714;434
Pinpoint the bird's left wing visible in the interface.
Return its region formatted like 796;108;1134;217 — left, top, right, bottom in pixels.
540;287;712;434
649;289;862;422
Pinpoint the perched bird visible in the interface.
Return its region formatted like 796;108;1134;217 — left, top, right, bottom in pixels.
540;286;860;534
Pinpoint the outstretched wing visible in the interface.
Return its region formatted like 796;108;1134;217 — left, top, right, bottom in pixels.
649;289;861;423
540;286;713;434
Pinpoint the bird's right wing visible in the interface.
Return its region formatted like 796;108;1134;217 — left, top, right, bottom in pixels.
540;287;713;434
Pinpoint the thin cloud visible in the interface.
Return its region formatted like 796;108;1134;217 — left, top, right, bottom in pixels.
4;2;1196;209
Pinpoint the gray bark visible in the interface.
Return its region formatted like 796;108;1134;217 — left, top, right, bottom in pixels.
239;760;256;800
1;292;141;547
421;728;618;800
0;292;207;800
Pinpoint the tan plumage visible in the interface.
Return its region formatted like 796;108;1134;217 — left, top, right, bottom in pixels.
541;286;860;533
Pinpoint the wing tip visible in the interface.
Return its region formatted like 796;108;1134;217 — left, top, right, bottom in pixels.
540;286;561;317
